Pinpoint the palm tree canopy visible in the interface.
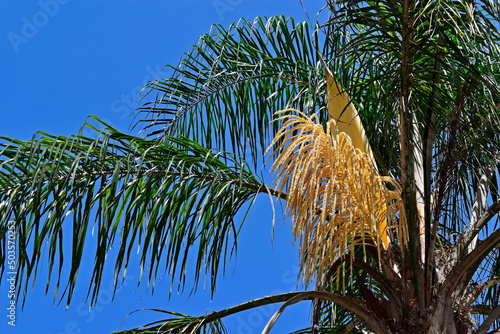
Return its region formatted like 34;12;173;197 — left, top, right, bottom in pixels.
1;0;500;333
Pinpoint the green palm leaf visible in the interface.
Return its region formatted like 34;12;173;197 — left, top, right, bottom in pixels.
114;292;320;334
0;117;273;306
136;16;334;167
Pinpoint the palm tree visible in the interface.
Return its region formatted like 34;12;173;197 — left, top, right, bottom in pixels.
2;0;500;333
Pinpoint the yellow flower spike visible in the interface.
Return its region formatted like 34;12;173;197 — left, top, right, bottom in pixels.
267;110;406;287
321;59;390;249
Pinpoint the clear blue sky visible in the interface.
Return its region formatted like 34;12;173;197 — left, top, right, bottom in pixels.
1;1;326;333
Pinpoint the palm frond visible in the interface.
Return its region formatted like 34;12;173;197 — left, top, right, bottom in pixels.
115;292;308;334
0;117;271;306
115;310;228;334
136;16;334;167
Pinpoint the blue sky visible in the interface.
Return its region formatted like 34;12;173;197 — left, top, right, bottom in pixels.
1;1;327;333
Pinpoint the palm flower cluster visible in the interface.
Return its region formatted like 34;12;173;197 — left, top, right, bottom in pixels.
268;110;407;286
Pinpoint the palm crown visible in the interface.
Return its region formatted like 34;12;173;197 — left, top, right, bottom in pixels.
2;0;500;333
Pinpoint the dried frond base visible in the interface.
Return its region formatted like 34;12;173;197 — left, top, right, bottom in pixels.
267;109;407;286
